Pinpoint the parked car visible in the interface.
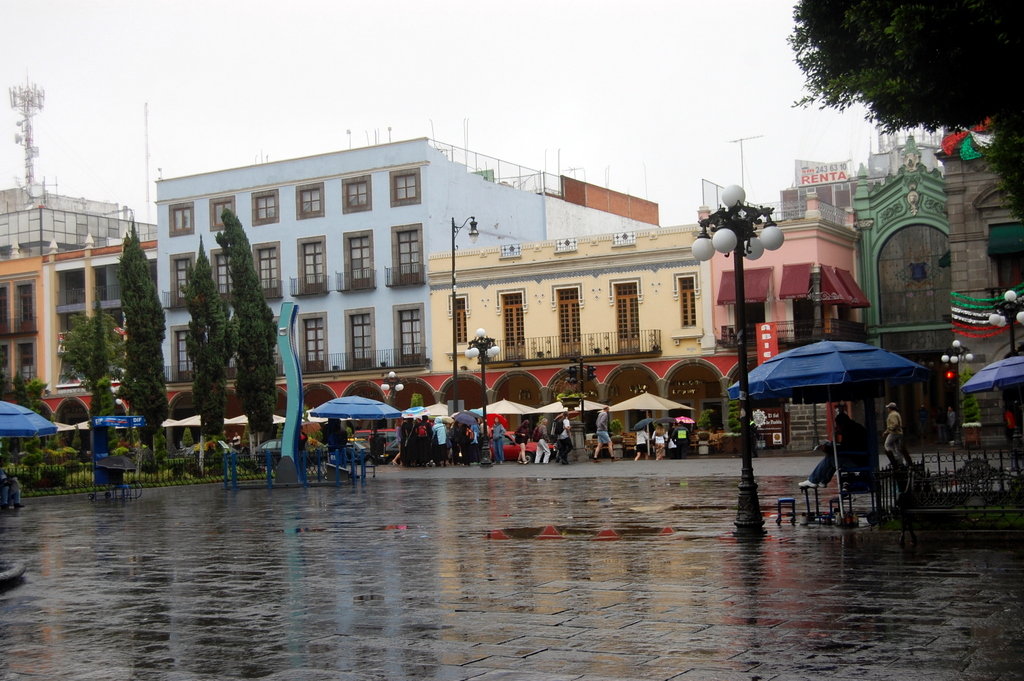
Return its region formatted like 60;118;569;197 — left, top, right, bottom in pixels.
498;433;538;462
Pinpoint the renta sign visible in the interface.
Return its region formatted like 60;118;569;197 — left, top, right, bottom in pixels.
797;160;852;186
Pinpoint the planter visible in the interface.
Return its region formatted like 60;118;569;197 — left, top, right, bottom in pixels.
560;397;581;411
721;435;741;455
962;425;981;448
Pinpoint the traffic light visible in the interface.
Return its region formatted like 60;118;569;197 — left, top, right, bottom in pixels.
586;365;597;382
567;365;578;385
945;369;957;384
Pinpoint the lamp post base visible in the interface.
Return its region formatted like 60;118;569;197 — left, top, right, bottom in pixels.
734;474;765;536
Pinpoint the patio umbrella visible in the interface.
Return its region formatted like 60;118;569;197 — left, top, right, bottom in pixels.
0;402;58;437
728;340;929;402
609;393;693;412
468;411;509;428
54;422;78;432
424;403;451;417
961;355;1024;393
483;399;534;415
533;399;609;413
309;396;401;420
401;406;428;419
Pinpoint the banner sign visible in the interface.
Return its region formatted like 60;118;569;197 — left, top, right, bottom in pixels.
797;160;852;186
757;322;779;365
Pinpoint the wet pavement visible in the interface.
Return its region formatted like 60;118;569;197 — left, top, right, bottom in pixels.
2;455;1023;680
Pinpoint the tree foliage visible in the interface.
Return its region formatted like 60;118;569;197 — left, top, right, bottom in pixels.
791;1;1024;218
215;208;277;437
119;222;169;445
184;238;234;439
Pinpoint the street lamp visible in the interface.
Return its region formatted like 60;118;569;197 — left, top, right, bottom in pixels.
941;340;973;446
465;328;499;466
451;217;479;414
988;290;1024;357
692;184;785;537
381;371;404;405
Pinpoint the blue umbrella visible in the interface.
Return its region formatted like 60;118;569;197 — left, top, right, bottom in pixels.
728;340;929;402
401;406;428;419
0;402;58;437
961;355;1024;393
309;396;401;420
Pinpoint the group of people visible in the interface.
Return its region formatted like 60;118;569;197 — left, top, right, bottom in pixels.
0;466;23;509
632;419;690;460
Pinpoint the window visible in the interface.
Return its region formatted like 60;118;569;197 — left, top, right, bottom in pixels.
174;329;192;382
170;203;194;235
454;296;467;345
502;292;526;360
17;284;33;329
252;189;279;226
303;316;325;372
349;310;374;370
210;197;235;229
557;288;581;357
296;238;327;295
344;231;374;290
0;285;7;332
171;256;191;307
390;168;421;207
214;252;231;296
615;282;640;352
343;175;372;214
398;308;422;365
18;342;34;380
679;276;696;327
296;182;325;220
390;226;422;286
255;244;281;298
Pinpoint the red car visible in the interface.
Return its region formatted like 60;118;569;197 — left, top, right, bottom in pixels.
497;433;538;461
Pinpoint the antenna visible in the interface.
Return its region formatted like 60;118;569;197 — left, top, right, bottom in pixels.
9;79;45;189
728;134;762;190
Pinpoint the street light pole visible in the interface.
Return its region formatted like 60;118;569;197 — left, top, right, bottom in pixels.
381;371;404;406
692;185;785;537
989;290;1024;451
466;328;499;467
941;340;973;446
451;217;478;415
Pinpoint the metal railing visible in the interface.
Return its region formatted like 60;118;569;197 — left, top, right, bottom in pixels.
162;291;187;309
718;319;867;348
58;288;86;306
493;330;662;363
261;278;282;299
336;269;377;292
384;264;424;287
500;244;522;258
0;316;38;335
95;284;121;303
290;274;330;296
428;139;562;197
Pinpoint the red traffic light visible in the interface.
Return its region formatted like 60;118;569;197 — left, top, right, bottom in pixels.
945;370;957;381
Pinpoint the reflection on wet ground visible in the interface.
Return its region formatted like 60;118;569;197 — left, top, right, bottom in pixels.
1;471;1022;680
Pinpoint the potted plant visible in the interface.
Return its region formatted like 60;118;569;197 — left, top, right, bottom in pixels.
695;408;715;455
722;400;742;455
960;367;982;447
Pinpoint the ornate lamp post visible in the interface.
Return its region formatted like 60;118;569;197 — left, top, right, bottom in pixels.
465;328;499;467
692;184;785;537
451;217;479;414
988;290;1024;357
381;371;404;406
941;340;973;446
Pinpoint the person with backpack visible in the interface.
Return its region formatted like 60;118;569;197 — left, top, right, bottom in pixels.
412;415;432;466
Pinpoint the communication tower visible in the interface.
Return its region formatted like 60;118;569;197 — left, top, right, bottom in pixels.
9;80;45;193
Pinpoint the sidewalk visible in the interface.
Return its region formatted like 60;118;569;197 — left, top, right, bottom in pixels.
2;452;1022;680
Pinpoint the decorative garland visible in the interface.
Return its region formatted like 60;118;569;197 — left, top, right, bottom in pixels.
950;282;1024;338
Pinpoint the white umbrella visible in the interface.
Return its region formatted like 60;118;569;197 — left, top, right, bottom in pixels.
483;398;534;415
54;422;78;432
163;414;202;428
424;403;451;417
533;399;609;413
609;393;693;412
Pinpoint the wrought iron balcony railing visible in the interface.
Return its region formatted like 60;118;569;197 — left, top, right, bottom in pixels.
336;269;377;292
487;329;662;363
0;316;38;335
290;274;330;296
717;319;867;348
385;264;424;287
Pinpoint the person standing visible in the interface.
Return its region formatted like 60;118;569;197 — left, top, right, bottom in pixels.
1005;406;1017;446
674;422;690;459
430;417;448;466
592;406;612;461
555;411;572;464
533;418;551;464
468;417;482;465
490;418;506;464
946;405;958;446
652;423;667;460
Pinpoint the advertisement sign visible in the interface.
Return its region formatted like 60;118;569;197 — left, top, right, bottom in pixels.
752;407;786;447
797;160;852;186
756;322;779;365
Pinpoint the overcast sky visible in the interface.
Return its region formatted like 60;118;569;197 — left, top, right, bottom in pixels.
1;0;875;227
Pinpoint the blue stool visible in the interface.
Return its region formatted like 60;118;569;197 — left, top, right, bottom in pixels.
776;497;797;525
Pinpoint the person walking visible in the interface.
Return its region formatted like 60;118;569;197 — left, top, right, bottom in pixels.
592;406;612;461
555;411;572;464
533;418;551;464
652;423;667;460
514;418;532;464
883;402;912;467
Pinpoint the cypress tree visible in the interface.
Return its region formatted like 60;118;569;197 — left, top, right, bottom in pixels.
184;238;232;440
119;222;169;446
60;303;124;416
215;208;277;439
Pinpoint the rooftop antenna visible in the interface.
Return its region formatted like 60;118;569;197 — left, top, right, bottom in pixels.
9;79;45;191
728;134;762;190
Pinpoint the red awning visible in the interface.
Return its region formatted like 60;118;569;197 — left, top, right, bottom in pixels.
835;268;870;308
818;266;850;305
778;263;813;300
717;268;772;305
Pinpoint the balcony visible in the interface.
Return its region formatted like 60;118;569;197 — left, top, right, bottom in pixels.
717;319;867;348
58;288;87;306
336;269;377;292
290;274;330;296
385;264;424;287
261;278;282;300
95;284;121;305
487;330;662;364
0;316;38;336
162;291;187;309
